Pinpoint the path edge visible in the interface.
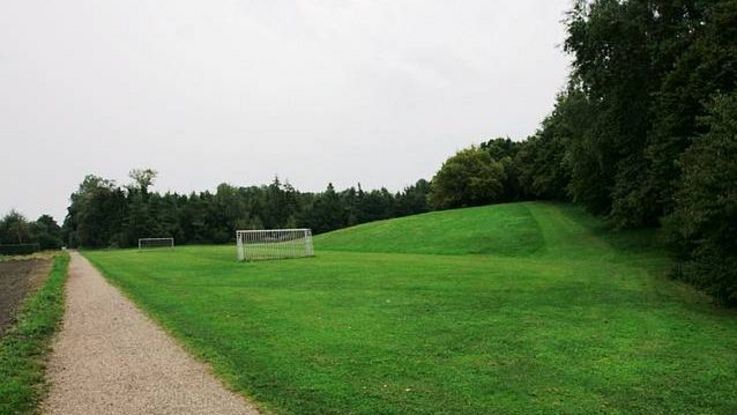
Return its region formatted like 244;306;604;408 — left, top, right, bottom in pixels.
79;251;271;415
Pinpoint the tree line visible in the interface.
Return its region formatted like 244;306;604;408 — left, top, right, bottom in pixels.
428;0;737;305
0;211;63;253
57;169;431;248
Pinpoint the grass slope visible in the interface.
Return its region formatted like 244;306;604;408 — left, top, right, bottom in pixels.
0;254;69;414
315;203;545;256
84;203;737;414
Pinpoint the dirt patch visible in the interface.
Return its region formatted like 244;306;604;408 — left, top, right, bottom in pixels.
0;258;53;336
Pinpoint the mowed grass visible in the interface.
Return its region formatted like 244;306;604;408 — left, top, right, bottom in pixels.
317;203;545;256
84;202;737;414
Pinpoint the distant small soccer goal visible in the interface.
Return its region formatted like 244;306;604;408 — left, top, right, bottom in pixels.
236;229;314;262
138;237;174;250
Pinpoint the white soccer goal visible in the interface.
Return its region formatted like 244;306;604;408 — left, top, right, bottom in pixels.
138;237;174;250
236;229;314;261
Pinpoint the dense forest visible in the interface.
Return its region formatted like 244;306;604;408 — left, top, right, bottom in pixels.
2;0;735;304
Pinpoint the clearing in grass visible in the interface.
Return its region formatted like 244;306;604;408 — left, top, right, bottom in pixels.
84;202;737;414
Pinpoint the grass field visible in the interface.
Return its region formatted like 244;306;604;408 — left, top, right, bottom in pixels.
0;254;69;414
84;202;737;414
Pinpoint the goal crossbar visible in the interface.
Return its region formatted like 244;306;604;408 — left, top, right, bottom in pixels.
236;229;314;261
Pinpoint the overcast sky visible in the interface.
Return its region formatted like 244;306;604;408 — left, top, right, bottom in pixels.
1;0;571;222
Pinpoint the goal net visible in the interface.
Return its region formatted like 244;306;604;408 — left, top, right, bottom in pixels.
236;229;314;261
138;237;174;250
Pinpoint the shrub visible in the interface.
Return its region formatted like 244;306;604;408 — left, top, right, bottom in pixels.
0;244;40;256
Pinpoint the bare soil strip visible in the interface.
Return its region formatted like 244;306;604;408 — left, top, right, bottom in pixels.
42;252;260;415
0;258;52;335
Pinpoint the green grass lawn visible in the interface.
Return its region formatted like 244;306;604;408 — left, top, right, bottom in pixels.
0;254;69;415
84;202;737;414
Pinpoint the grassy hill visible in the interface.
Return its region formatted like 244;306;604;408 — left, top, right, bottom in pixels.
84;202;737;414
315;203;545;256
316;202;661;262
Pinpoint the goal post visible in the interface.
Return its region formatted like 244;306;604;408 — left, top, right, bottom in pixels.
138;237;175;250
236;229;314;261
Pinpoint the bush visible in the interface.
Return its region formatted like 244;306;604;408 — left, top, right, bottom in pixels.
429;146;506;209
0;244;40;256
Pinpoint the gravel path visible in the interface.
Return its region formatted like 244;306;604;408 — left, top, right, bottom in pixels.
42;252;260;415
